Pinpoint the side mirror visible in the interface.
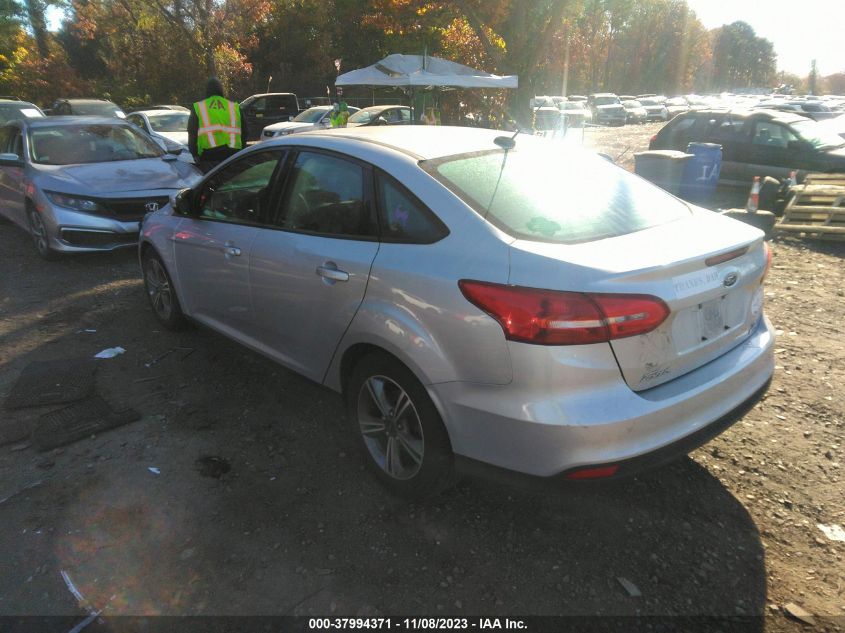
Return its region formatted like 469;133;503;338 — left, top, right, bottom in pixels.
0;152;22;167
171;188;195;216
321;118;331;127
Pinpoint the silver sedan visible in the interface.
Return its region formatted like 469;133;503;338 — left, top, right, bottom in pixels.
139;126;774;497
0;116;201;259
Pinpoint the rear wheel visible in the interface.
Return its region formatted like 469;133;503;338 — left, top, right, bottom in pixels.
346;353;454;498
28;210;58;260
142;250;187;330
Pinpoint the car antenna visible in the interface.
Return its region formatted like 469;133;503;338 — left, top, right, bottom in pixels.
486;129;519;218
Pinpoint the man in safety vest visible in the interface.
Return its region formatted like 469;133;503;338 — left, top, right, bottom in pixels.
188;77;249;173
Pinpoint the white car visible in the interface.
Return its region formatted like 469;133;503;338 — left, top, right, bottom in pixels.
259;105;360;141
126;109;193;162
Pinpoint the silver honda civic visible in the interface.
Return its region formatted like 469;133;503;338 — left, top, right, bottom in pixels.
139;126;774;497
0;116;201;259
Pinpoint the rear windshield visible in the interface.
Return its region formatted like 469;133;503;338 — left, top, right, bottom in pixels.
147;112;188;132
70;102;122;116
29;124;163;165
422;146;690;244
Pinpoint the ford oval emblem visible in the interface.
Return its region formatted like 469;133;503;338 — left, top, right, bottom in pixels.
723;272;739;287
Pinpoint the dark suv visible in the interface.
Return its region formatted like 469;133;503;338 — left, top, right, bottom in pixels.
239;93;300;141
649;108;845;186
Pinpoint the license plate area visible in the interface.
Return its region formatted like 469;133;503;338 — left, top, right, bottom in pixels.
697;295;730;342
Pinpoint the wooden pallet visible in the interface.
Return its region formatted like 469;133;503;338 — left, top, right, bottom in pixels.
777;175;845;239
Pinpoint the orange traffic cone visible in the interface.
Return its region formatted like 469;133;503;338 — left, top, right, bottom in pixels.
746;176;760;213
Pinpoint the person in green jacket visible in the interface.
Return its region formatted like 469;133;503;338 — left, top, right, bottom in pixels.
188;77;248;173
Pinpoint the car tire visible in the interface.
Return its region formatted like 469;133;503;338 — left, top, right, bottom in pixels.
142;249;187;330
346;352;454;498
27;209;59;260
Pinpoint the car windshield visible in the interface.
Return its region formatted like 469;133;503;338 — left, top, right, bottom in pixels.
0;104;43;124
147;112;189;132
561;103;584;110
639;99;658;106
423;144;690;244
348;109;381;124
70;102;122;116
29;124;164;165
594;97;619;106
791;119;845;149
293;108;329;123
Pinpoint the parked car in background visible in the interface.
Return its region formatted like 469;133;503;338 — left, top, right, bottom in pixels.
567;95;588;102
0;98;44;124
259;105;361;140
49;98;125;118
533;106;562;131
665;97;690;119
0;117;201;259
587;93;626;126
125;109;193;162
621;100;647;124
559;101;591;127
139;126;773;497
240;92;300;142
345;105;412;127
639;97;669;121
150;105;190;112
649;108;845;186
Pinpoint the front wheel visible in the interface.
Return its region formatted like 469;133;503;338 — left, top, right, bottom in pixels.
346;353;454;498
28;210;58;260
142;250;187;330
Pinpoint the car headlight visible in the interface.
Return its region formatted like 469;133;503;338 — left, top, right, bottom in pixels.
278;129;293;136
45;191;105;213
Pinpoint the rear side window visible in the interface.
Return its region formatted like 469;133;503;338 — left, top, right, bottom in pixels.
376;172;448;243
424;145;690;244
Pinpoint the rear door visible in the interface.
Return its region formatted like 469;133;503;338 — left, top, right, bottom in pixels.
703;115;750;185
172;149;286;337
248;148;380;382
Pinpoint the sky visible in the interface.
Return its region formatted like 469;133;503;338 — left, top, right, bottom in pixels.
46;1;844;77
685;0;845;76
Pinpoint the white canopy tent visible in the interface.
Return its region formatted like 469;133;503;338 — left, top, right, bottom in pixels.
335;54;518;90
335;54;517;122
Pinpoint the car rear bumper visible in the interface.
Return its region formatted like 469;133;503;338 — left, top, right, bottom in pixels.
429;315;774;478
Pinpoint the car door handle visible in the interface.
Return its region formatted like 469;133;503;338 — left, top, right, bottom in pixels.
222;241;241;257
316;264;349;282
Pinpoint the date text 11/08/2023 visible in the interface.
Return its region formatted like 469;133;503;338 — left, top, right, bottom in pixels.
308;618;527;630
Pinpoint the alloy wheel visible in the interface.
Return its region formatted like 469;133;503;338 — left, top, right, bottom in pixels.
357;375;425;480
29;212;49;256
145;257;173;321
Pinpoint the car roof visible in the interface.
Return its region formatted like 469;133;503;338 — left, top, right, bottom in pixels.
680;108;807;124
22;116;132;128
264;125;544;161
133;109;188;116
57;98;118;105
0;100;38;107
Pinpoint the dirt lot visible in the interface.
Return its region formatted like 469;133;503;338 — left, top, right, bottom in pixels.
0;123;843;632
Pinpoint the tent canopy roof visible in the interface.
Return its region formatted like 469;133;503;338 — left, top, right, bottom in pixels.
335;54;518;89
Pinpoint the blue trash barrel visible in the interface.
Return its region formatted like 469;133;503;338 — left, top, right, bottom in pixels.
680;142;722;203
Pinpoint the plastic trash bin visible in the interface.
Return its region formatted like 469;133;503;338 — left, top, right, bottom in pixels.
680;142;722;203
634;150;693;196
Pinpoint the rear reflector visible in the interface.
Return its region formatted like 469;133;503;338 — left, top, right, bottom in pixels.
565;465;620;480
762;242;772;281
458;280;669;346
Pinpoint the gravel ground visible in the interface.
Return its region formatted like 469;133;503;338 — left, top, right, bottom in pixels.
0;124;843;632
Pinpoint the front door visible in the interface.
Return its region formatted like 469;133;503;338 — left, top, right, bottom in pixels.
249;149;380;382
172;149;285;338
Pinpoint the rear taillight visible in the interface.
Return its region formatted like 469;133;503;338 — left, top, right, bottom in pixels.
458;280;670;346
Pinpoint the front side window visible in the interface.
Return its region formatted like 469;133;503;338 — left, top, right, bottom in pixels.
276;151;375;238
196;150;284;224
29;124;163;165
423;143;690;245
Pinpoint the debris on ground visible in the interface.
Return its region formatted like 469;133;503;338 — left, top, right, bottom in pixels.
783;602;815;626
31;397;140;451
94;347;126;359
5;359;97;409
816;524;845;542
616;576;641;597
148;467;161;475
196;455;231;479
0;480;43;506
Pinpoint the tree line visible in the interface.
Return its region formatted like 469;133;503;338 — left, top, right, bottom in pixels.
0;0;839;120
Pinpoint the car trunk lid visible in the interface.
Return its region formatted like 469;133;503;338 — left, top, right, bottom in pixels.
508;210;769;391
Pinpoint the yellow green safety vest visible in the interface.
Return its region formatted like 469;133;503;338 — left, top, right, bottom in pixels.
194;96;242;156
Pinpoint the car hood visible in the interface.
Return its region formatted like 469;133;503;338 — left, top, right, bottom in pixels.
156;131;189;146
264;121;315;133
34;157;202;196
